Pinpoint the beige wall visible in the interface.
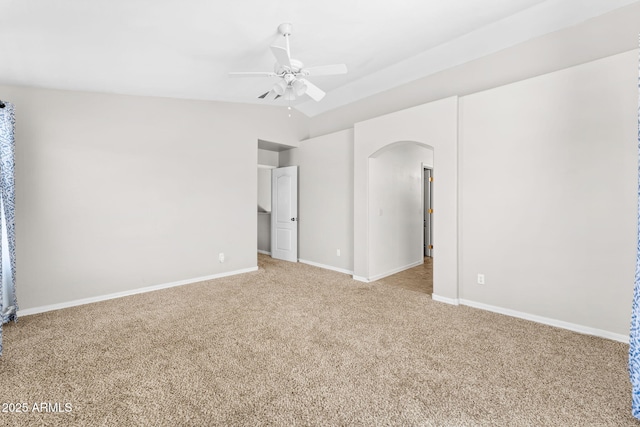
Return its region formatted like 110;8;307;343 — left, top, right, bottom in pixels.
280;129;354;273
458;50;637;336
3;85;308;310
257;149;279;167
257;167;273;212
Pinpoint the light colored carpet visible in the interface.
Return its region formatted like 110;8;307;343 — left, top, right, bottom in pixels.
378;257;433;295
0;254;635;426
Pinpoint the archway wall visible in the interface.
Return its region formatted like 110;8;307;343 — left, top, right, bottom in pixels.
353;96;459;300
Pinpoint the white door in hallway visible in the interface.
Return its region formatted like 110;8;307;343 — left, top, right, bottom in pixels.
271;166;298;262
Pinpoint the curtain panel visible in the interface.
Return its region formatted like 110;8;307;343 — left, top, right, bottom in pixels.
0;101;17;356
631;49;640;418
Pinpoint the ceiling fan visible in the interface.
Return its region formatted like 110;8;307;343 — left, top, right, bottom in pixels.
229;23;347;102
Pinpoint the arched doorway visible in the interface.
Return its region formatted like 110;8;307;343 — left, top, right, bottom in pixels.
351;97;459;303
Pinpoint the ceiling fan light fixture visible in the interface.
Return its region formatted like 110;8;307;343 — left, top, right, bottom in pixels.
292;79;307;97
284;87;295;101
273;80;287;96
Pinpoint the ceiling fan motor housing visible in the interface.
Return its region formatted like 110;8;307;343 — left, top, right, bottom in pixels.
278;23;293;36
274;59;303;75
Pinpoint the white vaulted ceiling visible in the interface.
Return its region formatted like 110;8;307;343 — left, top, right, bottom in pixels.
0;0;638;117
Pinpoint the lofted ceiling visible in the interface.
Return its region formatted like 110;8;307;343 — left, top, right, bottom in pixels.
0;0;638;117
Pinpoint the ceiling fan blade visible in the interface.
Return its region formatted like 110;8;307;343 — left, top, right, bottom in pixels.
299;79;325;102
302;64;348;76
257;90;278;100
270;45;291;68
229;71;276;78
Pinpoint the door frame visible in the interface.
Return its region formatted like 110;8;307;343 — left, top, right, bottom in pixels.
423;166;433;258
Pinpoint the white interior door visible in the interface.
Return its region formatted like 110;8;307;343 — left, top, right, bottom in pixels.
271;166;298;262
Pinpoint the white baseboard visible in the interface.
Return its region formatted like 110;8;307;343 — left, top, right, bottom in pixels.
459;299;629;344
368;260;424;282
298;259;354;275
257;250;271;255
19;263;626;344
432;294;460;306
18;266;258;317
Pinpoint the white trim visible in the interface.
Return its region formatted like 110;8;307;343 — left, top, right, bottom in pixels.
353;275;370;283
257;164;277;169
298;259;354;275
368;260;423;282
432;294;460;306
459;299;629;344
18;267;258;317
257;250;271;255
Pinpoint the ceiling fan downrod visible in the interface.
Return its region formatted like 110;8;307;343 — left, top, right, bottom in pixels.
278;23;293;58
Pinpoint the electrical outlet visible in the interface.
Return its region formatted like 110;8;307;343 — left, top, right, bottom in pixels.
336;249;341;256
219;253;225;263
477;274;485;285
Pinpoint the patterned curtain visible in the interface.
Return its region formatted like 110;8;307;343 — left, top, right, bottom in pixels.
0;101;17;356
631;49;640;418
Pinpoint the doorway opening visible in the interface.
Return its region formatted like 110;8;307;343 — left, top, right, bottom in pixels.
375;165;434;295
367;142;434;295
421;166;434;295
379;165;434;295
256;139;298;262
